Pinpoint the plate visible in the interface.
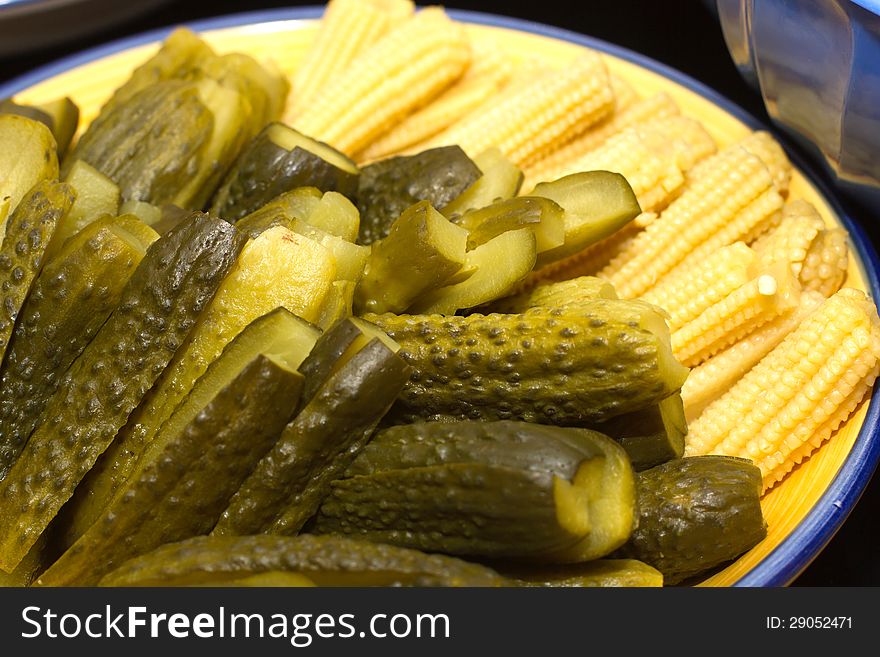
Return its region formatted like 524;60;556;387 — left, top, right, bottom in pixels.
1;7;878;587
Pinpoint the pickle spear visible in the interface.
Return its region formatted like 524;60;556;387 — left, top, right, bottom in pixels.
0;215;157;480
0;181;74;367
39;341;306;586
507;559;663;587
0;115;59;228
1;97;79;157
213;337;411;536
60;226;325;549
0;213;245;572
98;535;506;587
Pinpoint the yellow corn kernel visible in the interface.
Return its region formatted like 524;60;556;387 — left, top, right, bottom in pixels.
524;92;681;186
600;145;782;298
518;212;655;291
293;7;471;157
671;263;801;367
799;228;849;297
423;53;614;168
752;199;826;276
640;241;757;331
685;288;880;492
527;117;716;212
287;0;414;119
491;275;618;313
690;130;791;194
681;290;825;420
358;44;512;161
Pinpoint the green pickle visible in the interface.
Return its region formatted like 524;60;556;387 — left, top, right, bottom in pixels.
529;171;641;268
355;200;469;314
0;97;79;157
357;145;481;245
315;420;635;561
490;275;618;313
461;196;565;253
98;535;506;587
0;115;59;225
39;339;306;586
370;299;688;426
0;215;157;480
614;456;767;584
0;181;74;366
508;559;663;587
213;337;411;536
442;147;523;219
0;213;245;572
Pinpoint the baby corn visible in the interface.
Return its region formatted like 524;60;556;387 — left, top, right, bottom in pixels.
752;199;825;276
359;44;512;160
671;262;801;367
640;241;757;331
294;7;471;157
600;142;783;298
799;228;849;297
681;290;825;419
525;91;680;186
685;288;880;492
423;53;614;168
288;0;414;119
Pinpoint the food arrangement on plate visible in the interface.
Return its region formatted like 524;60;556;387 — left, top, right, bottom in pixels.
0;0;878;587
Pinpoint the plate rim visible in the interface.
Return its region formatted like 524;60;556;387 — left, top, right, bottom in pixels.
1;5;878;588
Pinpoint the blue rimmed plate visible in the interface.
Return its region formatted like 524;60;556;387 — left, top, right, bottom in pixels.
2;6;878;587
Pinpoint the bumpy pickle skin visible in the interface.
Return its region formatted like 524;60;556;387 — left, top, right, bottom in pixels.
0;213;245;572
213;339;411;536
370;300;688;426
98;535;506;588
0;216;157;480
37;355;304;587
0;181;74;369
356;145;481;245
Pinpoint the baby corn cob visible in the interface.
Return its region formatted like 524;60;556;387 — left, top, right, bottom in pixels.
359;44;512;160
681;290;825;419
288;0;414;119
422;53;614;168
524;92;681;186
600;145;783;298
799;228;849;297
690;131;791;195
293;7;471;157
685;288;880;492
526;117;715;212
752;199;825;276
640;241;757;331
671;262;801;367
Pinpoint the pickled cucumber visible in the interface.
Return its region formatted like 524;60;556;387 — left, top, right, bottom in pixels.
442;147;523;220
0;115;59;226
0;213;245;572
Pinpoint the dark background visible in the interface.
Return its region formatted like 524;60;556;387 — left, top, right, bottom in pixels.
1;0;878;586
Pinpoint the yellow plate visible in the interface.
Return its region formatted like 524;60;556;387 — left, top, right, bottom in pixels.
4;8;877;587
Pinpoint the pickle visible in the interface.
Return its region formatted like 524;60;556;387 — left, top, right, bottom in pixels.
60;234;325;549
0;215;157;480
40;341;306;586
1;96;79;157
355;201;469;314
357;145;481;245
0;213;245;572
508;559;663;587
210;123;359;221
213;338;410;536
490;275;618;313
371;300;688;426
0;115;59;225
442;147;523;219
118;199;162;226
316;280;355;331
408;227;537;314
461;196;565;253
315;421;635;561
45;160;120;259
234;187;323;237
290;220;368;282
305;191;360;242
98;535;506;587
0;181;74;367
529;171;641;268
